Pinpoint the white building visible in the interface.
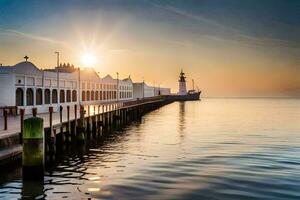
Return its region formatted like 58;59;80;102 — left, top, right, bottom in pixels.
133;82;172;99
132;82;152;99
154;87;171;96
119;77;133;101
0;61;134;114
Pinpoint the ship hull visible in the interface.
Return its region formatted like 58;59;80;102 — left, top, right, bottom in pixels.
164;92;201;101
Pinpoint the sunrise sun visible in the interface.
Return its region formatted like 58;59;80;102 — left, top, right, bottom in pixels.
81;52;96;67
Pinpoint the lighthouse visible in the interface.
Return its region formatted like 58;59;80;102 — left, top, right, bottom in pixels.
178;69;187;95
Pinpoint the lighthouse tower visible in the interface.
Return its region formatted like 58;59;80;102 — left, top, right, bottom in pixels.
178;69;187;95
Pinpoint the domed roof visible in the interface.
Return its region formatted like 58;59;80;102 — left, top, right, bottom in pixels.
13;61;43;76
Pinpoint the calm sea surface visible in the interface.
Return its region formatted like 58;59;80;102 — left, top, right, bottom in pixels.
0;99;300;200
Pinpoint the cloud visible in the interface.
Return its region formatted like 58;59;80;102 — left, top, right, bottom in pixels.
150;2;300;49
0;28;70;48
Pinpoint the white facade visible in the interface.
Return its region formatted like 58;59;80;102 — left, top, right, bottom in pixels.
133;82;156;99
154;87;171;96
119;77;133;101
0;62;79;114
133;82;171;99
0;61;134;114
0;61;174;115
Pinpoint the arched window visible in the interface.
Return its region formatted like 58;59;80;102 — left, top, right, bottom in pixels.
16;88;24;106
60;90;65;103
91;91;94;101
72;90;77;102
66;90;71;102
99;91;102;100
82;91;86;101
36;88;43;105
44;89;50;104
95;91;98;100
26;88;34;106
52;89;58;104
87;91;90;101
103;91;106;100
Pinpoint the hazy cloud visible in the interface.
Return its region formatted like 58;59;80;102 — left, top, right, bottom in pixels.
0;29;70;48
151;2;300;49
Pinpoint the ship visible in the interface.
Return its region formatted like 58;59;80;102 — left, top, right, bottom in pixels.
165;69;201;101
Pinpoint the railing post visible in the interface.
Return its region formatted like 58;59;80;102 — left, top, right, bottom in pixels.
59;106;63;123
32;107;37;117
3;109;7;130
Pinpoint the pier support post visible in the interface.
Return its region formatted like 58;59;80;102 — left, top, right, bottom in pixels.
77;105;85;144
66;106;71;143
47;106;56;163
73;104;77;141
22;117;44;180
58;106;65;145
20;109;25;143
92;115;97;138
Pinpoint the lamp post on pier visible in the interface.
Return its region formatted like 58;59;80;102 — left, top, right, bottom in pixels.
142;78;145;99
55;52;60;105
116;72;119;104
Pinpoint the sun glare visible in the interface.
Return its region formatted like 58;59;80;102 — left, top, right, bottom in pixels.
81;52;96;68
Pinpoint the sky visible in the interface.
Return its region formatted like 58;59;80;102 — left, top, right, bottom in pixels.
0;0;299;96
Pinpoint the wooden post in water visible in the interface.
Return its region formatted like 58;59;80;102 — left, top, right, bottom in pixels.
22;117;44;180
20;109;25;143
3;109;7;130
49;107;53;137
74;104;77;138
47;106;56;163
77;105;85;144
67;105;70;143
59;106;65;144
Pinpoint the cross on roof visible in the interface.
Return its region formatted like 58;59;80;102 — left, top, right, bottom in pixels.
24;55;29;62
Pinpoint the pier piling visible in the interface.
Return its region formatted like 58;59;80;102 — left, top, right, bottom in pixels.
77;105;85;144
22;117;44;180
20;109;25;143
67;105;71;143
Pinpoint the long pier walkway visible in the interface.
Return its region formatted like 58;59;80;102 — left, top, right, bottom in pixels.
0;96;173;165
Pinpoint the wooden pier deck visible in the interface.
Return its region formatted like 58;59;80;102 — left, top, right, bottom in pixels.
0;96;173;165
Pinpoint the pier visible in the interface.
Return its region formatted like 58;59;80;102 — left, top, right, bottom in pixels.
0;96;175;167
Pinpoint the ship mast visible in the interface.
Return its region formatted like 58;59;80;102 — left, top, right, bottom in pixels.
192;79;194;90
